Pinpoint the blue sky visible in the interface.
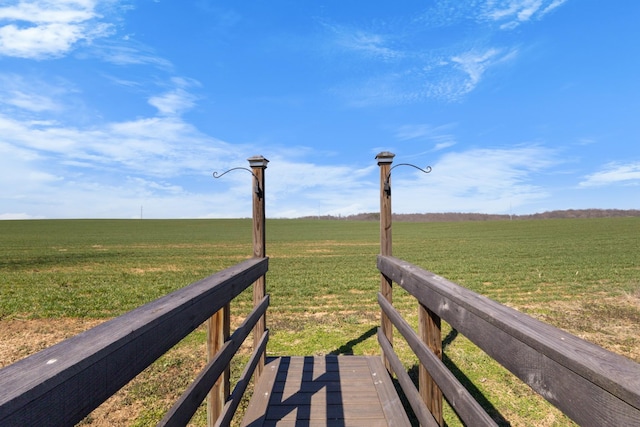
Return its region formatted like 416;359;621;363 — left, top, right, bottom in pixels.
1;0;639;219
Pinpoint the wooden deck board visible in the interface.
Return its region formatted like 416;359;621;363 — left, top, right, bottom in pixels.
241;356;411;426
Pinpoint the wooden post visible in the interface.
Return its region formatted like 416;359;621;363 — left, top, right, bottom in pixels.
376;152;394;372
206;156;268;427
249;155;268;380
206;304;229;426
419;303;443;425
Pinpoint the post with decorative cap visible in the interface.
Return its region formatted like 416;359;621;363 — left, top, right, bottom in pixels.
248;155;268;380
376;151;394;372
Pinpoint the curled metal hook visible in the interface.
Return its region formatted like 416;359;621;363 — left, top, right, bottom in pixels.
384;163;432;196
213;167;263;199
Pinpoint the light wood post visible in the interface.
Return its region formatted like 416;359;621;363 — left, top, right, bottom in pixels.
249;155;268;380
376;152;394;371
207;301;230;424
419;303;443;425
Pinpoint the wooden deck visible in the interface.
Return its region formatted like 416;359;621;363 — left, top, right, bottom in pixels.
241;356;411;426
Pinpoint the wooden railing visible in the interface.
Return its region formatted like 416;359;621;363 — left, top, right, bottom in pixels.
0;257;269;426
376;254;640;426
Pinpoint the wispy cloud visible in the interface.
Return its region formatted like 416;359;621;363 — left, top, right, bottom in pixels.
324;0;569;106
341;46;517;105
392;145;558;213
0;74;67;114
481;0;570;29
0;106;253;219
148;78;200;117
394;123;457;151
324;23;403;62
448;47;518;96
579;162;640;188
0;0;115;59
1;90;231;179
90;38;174;68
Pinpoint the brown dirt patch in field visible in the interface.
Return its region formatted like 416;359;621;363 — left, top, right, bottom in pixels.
0;318;146;425
1;318;211;425
0;317;105;368
522;294;640;362
129;264;182;274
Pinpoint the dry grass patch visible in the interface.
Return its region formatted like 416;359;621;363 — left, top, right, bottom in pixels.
522;294;640;362
0;318;104;368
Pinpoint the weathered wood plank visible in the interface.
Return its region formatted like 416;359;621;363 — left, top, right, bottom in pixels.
265;403;385;420
378;255;640;426
215;329;269;427
242;357;282;426
260;418;390;427
251;157;268;381
159;295;270;426
378;152;394;373
0;257;268;427
419;301;443;426
241;356;411;426
367;354;413;426
207;303;230;425
378;330;439;427
379;293;497;426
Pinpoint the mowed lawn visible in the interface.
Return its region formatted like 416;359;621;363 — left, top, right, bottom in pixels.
1;217;639;426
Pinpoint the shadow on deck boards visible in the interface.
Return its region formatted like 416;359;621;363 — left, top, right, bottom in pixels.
241;355;411;427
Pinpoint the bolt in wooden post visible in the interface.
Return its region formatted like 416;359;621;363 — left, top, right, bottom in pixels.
249;155;268;380
376;152;394;372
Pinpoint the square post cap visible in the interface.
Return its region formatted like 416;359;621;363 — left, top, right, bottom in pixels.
376;152;395;165
248;155;269;168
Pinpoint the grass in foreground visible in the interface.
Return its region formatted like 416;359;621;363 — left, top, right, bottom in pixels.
1;217;639;426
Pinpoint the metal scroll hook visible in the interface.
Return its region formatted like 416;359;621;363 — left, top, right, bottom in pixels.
213;167;263;199
384;163;432;196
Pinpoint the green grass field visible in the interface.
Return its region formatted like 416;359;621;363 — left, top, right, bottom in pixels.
1;217;639;426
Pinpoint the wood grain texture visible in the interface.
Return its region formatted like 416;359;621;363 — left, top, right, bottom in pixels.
207;303;230;425
241;356;411;426
378;255;640;426
251;163;267;380
159;296;270;427
215;330;270;427
378;330;439;427
379;294;497;426
419;301;443;426
0;257;268;426
378;156;393;372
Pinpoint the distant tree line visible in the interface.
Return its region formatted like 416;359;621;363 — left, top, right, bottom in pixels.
299;209;640;222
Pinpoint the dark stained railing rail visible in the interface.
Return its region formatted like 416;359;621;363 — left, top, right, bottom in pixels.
0;257;269;427
376;254;640;426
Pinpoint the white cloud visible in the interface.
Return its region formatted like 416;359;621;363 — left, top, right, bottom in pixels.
579;162;640;188
394;123;457;151
91;39;174;68
148;79;199;116
449;47;517;95
0;74;68;114
327;24;402;62
334;37;518;105
481;0;569;29
0;108;257;218
0;213;43;220
391;145;558;214
417;0;569;29
0;0;114;59
0;114;231;178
